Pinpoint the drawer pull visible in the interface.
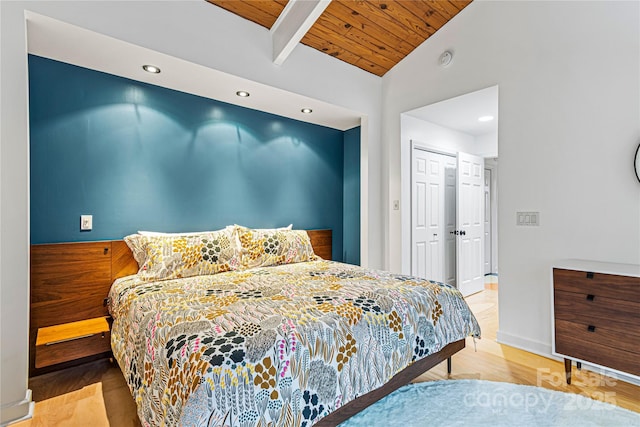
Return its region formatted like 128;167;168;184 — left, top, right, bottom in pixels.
587;325;596;332
45;333;95;346
586;294;595;301
586;272;594;279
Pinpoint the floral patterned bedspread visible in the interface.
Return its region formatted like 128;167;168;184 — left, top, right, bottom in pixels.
108;260;481;427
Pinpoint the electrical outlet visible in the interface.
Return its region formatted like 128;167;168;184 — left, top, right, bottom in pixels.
80;215;93;231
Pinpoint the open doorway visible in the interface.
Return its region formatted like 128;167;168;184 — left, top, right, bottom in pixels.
402;86;498;297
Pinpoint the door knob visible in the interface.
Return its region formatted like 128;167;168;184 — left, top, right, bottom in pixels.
460;230;466;236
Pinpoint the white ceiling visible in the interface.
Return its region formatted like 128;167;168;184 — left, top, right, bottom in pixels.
25;11;363;131
405;85;498;137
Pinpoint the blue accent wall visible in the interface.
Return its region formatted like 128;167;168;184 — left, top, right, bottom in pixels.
29;55;356;261
343;127;361;265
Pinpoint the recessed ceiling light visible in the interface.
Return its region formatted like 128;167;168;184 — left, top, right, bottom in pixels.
301;108;313;114
236;91;250;97
478;115;494;122
142;64;161;74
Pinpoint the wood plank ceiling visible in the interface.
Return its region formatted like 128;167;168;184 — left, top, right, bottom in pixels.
206;1;472;77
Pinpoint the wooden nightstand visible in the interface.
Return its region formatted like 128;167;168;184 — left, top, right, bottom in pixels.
35;316;111;368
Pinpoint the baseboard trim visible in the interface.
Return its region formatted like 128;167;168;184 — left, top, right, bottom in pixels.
497;330;640;387
496;330;554;359
0;389;34;427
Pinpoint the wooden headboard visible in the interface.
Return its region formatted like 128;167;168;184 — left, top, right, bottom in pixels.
29;229;331;373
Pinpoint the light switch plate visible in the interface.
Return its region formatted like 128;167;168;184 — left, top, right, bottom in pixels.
516;211;539;226
80;215;93;231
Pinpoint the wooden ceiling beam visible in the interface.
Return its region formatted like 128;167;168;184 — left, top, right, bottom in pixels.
271;0;332;65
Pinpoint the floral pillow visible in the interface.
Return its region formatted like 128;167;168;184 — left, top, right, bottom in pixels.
233;225;317;269
124;233;149;267
125;228;242;281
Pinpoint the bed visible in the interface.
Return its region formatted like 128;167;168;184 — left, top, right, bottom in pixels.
106;227;480;426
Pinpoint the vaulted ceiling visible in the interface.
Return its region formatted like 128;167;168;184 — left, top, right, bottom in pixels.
207;0;472;76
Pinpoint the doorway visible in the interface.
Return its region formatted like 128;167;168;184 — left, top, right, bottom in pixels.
402;85;499;297
411;145;486;296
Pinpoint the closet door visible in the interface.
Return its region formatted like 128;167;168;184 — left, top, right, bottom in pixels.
456;152;485;296
411;148;447;282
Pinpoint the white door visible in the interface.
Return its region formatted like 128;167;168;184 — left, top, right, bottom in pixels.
484;168;492;275
456;152;485;296
411;149;445;281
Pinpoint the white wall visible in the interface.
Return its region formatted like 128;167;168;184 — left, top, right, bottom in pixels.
0;2;383;423
476;132;498;158
402;114;478;153
384;0;640;361
0;5;33;424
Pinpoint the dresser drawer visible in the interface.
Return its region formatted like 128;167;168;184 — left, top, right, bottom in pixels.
555;326;640;376
553;268;640;301
35;317;111;368
555;319;640;355
553;290;640;336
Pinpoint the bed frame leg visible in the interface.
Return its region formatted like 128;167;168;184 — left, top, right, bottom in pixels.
447;357;452;374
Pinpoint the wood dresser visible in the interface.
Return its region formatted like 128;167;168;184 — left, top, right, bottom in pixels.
552;260;640;384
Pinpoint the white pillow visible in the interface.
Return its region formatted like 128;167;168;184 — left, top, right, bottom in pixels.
232;224;293;231
139;230;203;236
138;225;235;236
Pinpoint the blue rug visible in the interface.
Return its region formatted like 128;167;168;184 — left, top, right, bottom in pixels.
338;379;640;426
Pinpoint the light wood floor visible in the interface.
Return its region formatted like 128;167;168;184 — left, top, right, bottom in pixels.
416;289;640;413
15;287;639;426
